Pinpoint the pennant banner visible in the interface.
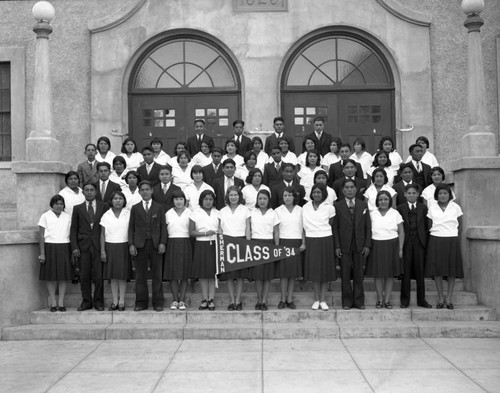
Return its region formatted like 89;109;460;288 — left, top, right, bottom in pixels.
215;234;301;275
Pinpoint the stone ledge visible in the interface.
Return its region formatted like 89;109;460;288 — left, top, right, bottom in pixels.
0;230;38;245
376;0;432;27
11;161;72;174
448;156;500;172
466;226;500;240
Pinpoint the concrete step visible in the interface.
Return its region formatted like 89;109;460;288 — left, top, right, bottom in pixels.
2;324;107;340
338;321;420;338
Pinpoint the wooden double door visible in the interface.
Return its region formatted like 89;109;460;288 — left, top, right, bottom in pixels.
130;94;240;153
282;91;394;153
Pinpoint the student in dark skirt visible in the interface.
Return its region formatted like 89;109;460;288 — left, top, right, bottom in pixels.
366;190;405;309
99;191;131;311
249;189;280;311
275;187;305;309
425;183;464;310
164;190;192;311
189;190;220;311
302;183;337;311
219;186;251;311
38;195;73;312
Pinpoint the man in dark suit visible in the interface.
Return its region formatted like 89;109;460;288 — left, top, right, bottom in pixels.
332;159;367;201
327;143;364;187
397;183;431;309
137;146;162;187
270;162;305;208
302;116;333;157
230;120;253;156
152;164;181;212
393;163;417;206
264;116;296;155
405;144;432;189
186;119;215;157
76;143;99;186
201;147;224;188
70;183;109;311
95;162;122;204
129;181;167;312
333;179;371;310
212;158;245;210
263;146;285;188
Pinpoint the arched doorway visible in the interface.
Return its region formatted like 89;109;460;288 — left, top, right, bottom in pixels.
281;29;395;153
129;32;242;152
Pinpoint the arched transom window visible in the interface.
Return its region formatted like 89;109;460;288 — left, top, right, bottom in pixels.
285;37;391;88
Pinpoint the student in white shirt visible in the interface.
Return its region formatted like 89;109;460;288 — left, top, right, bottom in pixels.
119;137;143;171
277;138;299;167
305;170;337;204
321;137;342;171
150;137;171;166
298;149;323;198
241;168;271;210
364;168;397;212
365;190;404;309
99;191;131;311
172;150;194;191
169;142;189;169
95;136;116;166
425;184;463;310
376;136;403;172
366;150;396;187
38;195;73;312
405;136;439;168
59;171;85;216
297;136;318;169
184;165;215;211
350;138;372;179
222;139;244;168
109;156;129;189
251;136;270;171
421;166;455;209
122;171;143;210
235;151;258;181
191;141;213;167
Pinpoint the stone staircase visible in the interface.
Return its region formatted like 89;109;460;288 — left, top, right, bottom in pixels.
3;279;499;340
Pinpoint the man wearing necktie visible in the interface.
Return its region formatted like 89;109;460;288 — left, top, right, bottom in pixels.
212;158;245;210
201;147;224;188
76;143;99;186
94;162;121;204
231;120;252;156
302;116;333;156
152;164;181;212
407;143;432;189
186;119;215;157
137;146;161;187
264;116;296;155
333;178;371;310
270;162;306;208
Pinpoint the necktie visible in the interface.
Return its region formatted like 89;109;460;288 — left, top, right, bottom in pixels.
89;162;93;171
87;202;95;223
226;177;233;192
198;135;201;143
416;162;421;172
101;181;106;198
145;201;149;213
163;184;168;194
348;199;355;215
214;164;219;172
276;162;280;171
411;204;415;211
147;164;151;175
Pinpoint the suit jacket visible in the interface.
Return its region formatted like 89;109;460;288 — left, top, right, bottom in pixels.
264;133;296;155
303;132;333;157
263;162;284;188
201;163;224;188
70;200;109;252
232;135;253;156
400;161;432;189
186;134;215;157
327;161;364;187
332;177;367;201
137;162;162;188
76;161;98;187
152;182;181;212
128;200;167;249
333;199;372;253
270;180;306;208
212;176;245;210
95;180;122;204
397;202;428;249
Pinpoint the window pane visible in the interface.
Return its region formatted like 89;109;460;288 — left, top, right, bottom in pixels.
189;72;212;88
0;64;9;88
357;54;389;84
341;69;365;85
309;70;333;85
185;64;206;87
287;56;316;86
0;89;11;112
135;58;163;88
205;57;235;87
149;42;183;71
337;39;371;67
157;72;182;88
185;42;219;69
302;39;335;67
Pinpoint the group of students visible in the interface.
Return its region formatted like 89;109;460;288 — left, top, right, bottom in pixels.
37;116;463;313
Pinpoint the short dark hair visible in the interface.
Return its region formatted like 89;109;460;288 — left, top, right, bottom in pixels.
342;178;357;189
433;183;453;201
222;158;236;168
251;136;263;148
405;183;421;193
379;136;396;152
96;162;111;171
305;149;321;167
125;171;141;184
281;162;296;171
273;116;284;124
375;190;393;208
245;168;263;184
372;150;392;168
233;120;245;127
353;138;366;151
171;189;187;206
108;190;127;208
141;146;154;154
225;139;238;153
225;185;244;206
64;171;79;185
212;147;224;155
194;119;206;125
198;189;216;207
150;137;163;147
409;143;421;153
138;180;153;190
255;189;272;209
313;116;325;123
302;136;317;151
339;143;352;151
96;136;111;151
112;155;127;169
173;142;188;156
49;194;65;208
85;143;96;151
271;145;282;153
342;159;357;168
313;169;328;183
121;137;138;153
190;165;204;180
310;183;328;202
416;136;430;148
83;183;97;191
176;150;191;163
159;164;173;174
430;166;445;181
282;186;299;205
243;151;257;165
372;167;389;184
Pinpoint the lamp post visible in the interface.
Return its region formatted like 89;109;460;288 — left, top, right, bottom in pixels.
461;0;497;157
25;1;59;161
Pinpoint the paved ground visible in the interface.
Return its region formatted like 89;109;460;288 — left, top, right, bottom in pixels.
1;338;499;393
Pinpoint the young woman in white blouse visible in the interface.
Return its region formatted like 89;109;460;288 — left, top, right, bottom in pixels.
189;190;220;311
298;136;318;169
109;156;129;189
150;138;171;166
366;190;405;309
278;138;299;168
298;149;323;199
191;141;213;167
305;170;337;205
376;136;402;172
59;171;85;216
184;165;214;211
222;140;244;168
235;151;257;181
421;167;455;209
164;190;192;311
364;168;397;212
275;187;305;309
95;136;116;166
366;151;396;187
169;142;188;169
302;183;337;311
100;191;131;311
405;136;439;168
122;171;143;210
172;150;194;191
38;195;73;312
251;136;270;171
219;186;251;311
350;138;372;179
321;137;342;171
425;184;463;310
119;137;143;171
248;189;280;311
241;168;271;210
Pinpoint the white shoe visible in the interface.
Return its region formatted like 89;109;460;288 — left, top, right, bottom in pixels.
178;301;186;310
311;301;320;310
319;301;329;311
170;301;179;310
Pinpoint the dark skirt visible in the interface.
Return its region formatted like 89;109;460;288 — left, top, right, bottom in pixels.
39;243;72;281
192;240;217;279
164;238;193;280
218;236;249;280
304;236;337;282
425;236;464;278
104;242;132;280
275;238;303;279
247;239;275;281
365;238;402;278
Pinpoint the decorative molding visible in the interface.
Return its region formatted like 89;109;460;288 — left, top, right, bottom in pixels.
88;0;147;34
466;226;500;241
0;230;38;245
497;37;500;155
376;0;431;27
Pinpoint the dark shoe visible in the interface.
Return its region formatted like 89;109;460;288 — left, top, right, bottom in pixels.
95;306;104;311
342;306;351;310
384;302;393;309
77;305;92;311
208;299;215;311
199;300;208;310
261;303;268;311
50;306;58;312
118;303;125;311
436;302;445;309
255;302;262;310
286;301;296;310
446;303;454;310
375;301;383;309
108;303;118;311
235;303;243;311
58;306;66;312
134;306;146;312
278;301;286;309
357;305;365;310
227;303;235;311
400;304;408;308
418;302;432;309
154;306;163;312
